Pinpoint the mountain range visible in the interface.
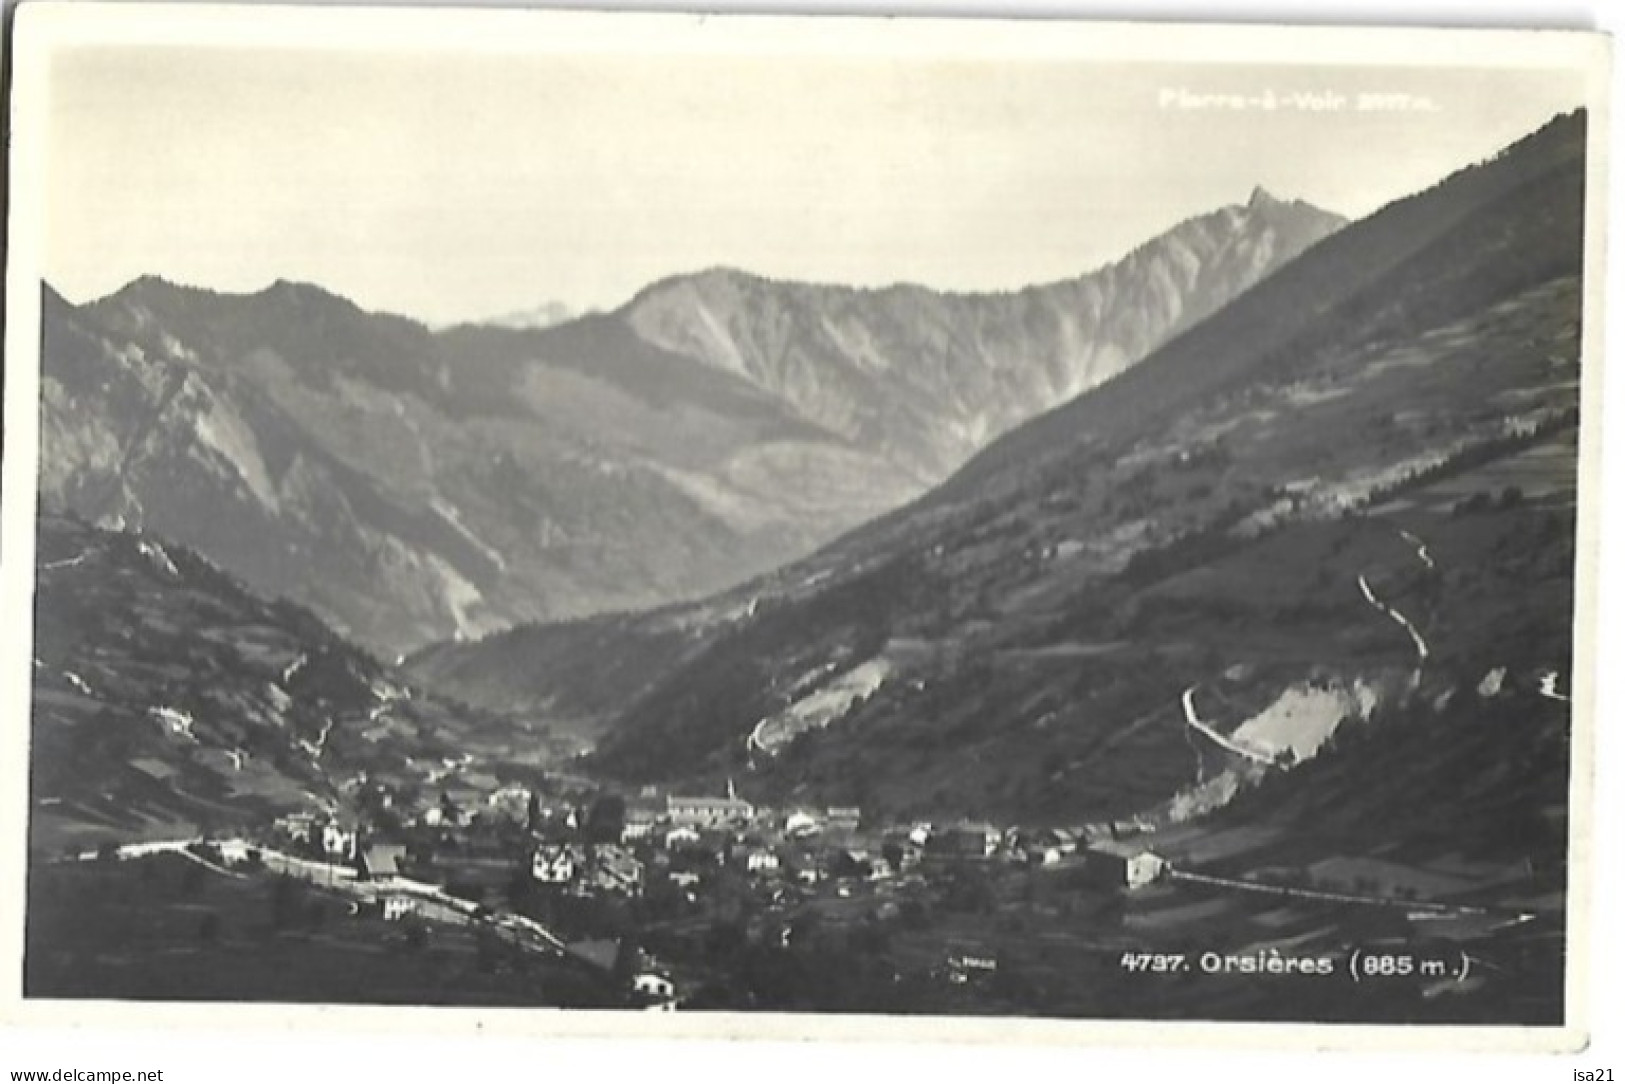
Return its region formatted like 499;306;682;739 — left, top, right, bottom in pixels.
37;189;1342;655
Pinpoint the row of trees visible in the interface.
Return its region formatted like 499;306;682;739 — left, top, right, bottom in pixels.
1361;407;1577;510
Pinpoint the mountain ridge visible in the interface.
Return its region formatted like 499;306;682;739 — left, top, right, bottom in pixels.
65;183;1330;334
617;192;1345;479
40;189;1345;655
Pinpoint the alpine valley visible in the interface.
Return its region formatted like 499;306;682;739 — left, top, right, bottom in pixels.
27;110;1589;1023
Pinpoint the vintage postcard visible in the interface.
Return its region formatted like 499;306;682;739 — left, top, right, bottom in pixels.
0;1;1612;1059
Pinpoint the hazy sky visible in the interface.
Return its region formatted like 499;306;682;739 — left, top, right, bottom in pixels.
43;41;1586;325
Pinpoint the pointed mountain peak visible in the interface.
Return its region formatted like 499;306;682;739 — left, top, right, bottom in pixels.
1237;186;1349;233
91;274;209;312
116;273;179;297
1247;185;1283;210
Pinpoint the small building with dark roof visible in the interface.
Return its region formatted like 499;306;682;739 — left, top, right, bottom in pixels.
360;843;409;880
1083;841;1168;889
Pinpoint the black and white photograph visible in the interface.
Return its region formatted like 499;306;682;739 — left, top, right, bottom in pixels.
0;0;1616;1069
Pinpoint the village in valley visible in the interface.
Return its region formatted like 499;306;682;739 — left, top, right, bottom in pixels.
48;755;1183;1014
227;770;1171;1011
19;33;1590;1025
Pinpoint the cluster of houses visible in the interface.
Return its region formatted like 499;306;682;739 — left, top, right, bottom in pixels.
273;807;680;1007
253;753;1204;1019
608;791;1170;894
272;783;1171;923
273;811;360;860
532;842;645;895
258;780;1183;1012
911;822;1168;889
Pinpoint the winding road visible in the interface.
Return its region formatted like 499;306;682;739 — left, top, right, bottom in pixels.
101;839;247;880
1357;573;1430;662
83;837;573;956
302;717;337;761
1168;867;1534;927
1176;526;1438;781
1180;686;1273;766
1399;529;1435;571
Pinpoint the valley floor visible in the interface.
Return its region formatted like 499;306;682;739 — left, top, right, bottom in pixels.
24;790;1568;1024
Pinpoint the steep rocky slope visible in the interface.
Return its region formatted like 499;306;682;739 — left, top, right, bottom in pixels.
40;279;848;655
27;514;515;853
621;189;1344;481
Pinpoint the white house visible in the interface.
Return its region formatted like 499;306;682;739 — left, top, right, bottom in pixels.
532;845;578;884
1085;841;1169;889
745;848;780;874
381;895;416;922
217;839;252;865
276;812;319;845
664;826;702;850
620;811;657;843
784;811;821;837
633;972;676;1000
322;824;358;860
